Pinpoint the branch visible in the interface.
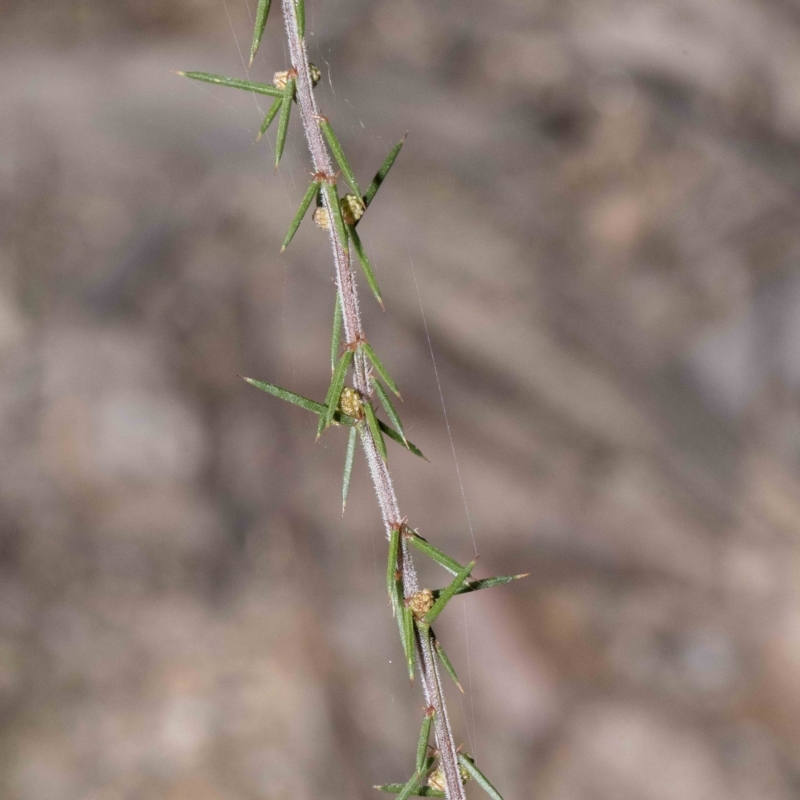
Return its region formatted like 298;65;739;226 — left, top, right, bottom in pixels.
278;3;467;799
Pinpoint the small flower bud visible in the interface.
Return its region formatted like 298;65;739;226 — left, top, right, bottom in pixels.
274;64;321;90
340;194;365;225
428;768;445;793
427;761;470;792
338;387;362;419
273;70;290;90
406;589;434;620
313;194;365;232
313;207;331;230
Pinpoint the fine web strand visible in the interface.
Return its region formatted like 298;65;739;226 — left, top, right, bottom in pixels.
221;0;302;211
403;242;478;554
227;0;305;199
182;83;259;133
404;237;478;757
222;0;265;117
243;0;254;27
220;0;300;373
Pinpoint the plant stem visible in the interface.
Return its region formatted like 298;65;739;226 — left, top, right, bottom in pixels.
279;3;466;798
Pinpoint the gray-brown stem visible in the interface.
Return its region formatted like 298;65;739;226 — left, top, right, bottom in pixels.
279;2;466;799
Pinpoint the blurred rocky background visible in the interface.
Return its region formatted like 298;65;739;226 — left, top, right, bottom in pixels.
2;0;800;797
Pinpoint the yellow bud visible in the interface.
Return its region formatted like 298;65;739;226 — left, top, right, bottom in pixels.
313;207;331;230
428;768;446;793
340;194;365;225
407;589;434;620
275;64;320;89
427;761;470;792
273;70;290;90
338;387;362;419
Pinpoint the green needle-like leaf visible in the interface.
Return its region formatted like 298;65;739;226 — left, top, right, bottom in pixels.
373;377;406;444
394;774;422;800
433;573;530;599
342;425;357;514
388;530;410;677
320;119;361;196
402;605;416;683
361;342;400;398
364;134;406;208
423;559;477;626
281;179;320;252
325;349;354;430
379;421;427;460
364;401;388;461
275;77;295;168
387;527;400;604
295;0;305;36
257;96;282;141
406;534;467;576
317;373;336;439
331;293;343;373
348;224;383;307
416;711;434;774
322;182;350;252
243;377;424;459
457;755;504;800
249;0;272;65
243;377;359;428
176;71;282;97
392;583;409;658
433;637;463;693
374;785;443;798
244;377;325;415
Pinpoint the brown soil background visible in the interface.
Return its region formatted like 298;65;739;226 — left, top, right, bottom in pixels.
2;0;800;798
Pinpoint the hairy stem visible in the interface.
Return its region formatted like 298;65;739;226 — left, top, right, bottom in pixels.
279;3;466;798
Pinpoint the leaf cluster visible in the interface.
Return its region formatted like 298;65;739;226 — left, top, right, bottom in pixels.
177;67;403;311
